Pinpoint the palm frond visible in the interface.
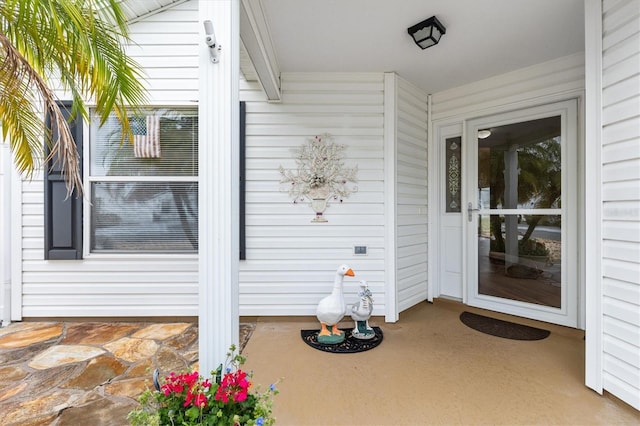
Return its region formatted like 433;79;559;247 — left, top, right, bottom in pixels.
0;0;148;195
0;31;81;192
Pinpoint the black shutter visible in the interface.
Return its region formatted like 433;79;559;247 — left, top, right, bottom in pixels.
44;101;83;260
239;101;246;260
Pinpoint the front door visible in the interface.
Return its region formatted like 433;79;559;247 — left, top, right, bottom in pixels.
465;100;578;327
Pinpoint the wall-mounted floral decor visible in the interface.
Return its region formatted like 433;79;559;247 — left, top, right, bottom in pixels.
279;134;358;222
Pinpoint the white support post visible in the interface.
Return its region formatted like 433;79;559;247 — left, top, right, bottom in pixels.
383;72;398;322
0;143;11;326
584;0;603;394
9;163;20;321
198;0;240;375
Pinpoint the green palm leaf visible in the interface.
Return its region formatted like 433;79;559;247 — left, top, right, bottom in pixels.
0;0;148;195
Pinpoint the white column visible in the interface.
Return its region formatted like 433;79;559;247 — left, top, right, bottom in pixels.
0;143;11;326
584;0;603;394
198;0;240;375
383;72;398;322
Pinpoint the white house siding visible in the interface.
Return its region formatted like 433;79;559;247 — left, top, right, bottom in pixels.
126;0;199;104
431;53;585;121
17;1;200;318
18;1;389;318
600;0;640;410
395;77;429;312
239;72;387;316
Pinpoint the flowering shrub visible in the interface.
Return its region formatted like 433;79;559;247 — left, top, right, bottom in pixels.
128;345;279;426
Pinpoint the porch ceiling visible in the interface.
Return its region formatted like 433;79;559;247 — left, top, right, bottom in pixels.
261;0;585;93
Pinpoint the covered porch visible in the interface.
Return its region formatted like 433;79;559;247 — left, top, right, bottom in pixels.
0;0;637;418
245;300;639;424
1;301;639;424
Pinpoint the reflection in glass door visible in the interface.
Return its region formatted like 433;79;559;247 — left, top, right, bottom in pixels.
477;116;562;308
466;100;577;327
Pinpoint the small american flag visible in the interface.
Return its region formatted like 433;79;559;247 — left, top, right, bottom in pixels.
133;116;161;158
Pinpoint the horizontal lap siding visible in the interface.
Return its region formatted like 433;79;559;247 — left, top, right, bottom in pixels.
396;78;428;312
19;2;200;318
431;53;585;120
601;0;640;410
126;1;198;104
240;72;386;316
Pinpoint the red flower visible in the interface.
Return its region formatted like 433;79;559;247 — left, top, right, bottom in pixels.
183;388;208;408
184;390;195;407
234;389;248;402
161;372;187;396
194;392;208;407
184;371;199;387
215;370;251;404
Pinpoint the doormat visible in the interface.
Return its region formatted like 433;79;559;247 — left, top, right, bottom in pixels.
460;311;550;341
300;327;383;353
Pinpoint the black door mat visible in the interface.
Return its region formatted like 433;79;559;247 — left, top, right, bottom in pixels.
301;327;383;353
460;311;550;341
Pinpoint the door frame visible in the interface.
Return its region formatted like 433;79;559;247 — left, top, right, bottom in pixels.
431;122;464;300
463;99;579;327
430;88;586;329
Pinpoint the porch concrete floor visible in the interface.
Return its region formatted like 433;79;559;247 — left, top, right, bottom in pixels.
0;299;638;425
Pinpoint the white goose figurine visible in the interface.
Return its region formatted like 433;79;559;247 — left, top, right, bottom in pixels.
316;264;355;344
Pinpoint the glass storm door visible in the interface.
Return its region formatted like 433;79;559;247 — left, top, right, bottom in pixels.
465;100;578;327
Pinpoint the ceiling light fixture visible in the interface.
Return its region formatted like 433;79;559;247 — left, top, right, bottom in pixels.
478;129;492;139
407;16;446;49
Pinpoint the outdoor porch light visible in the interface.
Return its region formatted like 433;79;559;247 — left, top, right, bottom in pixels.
407;16;446;49
478;129;492;139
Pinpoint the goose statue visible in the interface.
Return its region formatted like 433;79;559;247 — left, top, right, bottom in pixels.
316;264;354;344
350;280;375;339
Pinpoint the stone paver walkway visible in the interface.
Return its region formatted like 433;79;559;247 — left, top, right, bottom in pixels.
0;321;254;426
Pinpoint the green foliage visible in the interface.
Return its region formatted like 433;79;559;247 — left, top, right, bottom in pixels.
517;238;549;257
490;237;549;257
0;0;147;194
128;346;280;426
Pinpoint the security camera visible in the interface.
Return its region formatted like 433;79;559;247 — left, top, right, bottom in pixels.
203;20;220;63
204;20;216;48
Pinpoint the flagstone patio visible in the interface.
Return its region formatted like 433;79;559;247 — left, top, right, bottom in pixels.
0;320;254;426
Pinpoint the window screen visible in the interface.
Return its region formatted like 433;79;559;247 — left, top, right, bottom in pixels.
89;109;198;253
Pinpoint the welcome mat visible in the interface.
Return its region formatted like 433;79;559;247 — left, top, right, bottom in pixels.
460;311;550;341
301;327;383;353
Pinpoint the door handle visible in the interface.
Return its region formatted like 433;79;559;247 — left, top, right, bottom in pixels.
467;202;479;222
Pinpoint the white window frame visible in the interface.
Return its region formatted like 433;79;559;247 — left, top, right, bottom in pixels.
82;107;199;259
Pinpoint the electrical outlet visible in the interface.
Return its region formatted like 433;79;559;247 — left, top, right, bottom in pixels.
354;246;367;255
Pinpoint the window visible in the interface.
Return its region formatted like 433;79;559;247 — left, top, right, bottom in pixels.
445;136;461;213
88;108;198;253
